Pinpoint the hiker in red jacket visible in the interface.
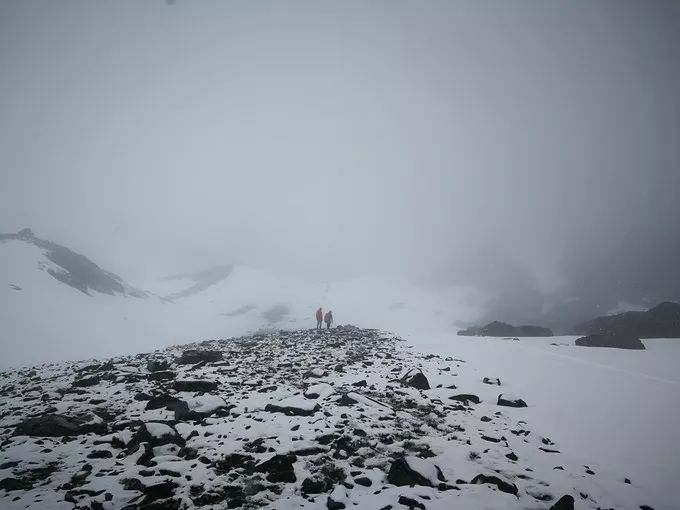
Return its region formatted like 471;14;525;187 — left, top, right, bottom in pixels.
324;310;333;330
315;307;323;330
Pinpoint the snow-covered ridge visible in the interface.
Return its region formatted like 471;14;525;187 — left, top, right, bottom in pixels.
0;228;148;298
0;327;658;510
0;230;485;369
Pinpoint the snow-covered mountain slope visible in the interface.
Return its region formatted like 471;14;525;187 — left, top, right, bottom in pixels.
0;327;669;510
0;229;148;298
0;232;485;369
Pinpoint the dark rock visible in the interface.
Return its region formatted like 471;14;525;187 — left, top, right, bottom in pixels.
147;371;176;382
549;494;575;510
145;394;181;411
327;494;346;510
336;393;358;406
130;442;155;466
470;474;518;495
174;380;218;392
458;321;553;337
575;332;645;350
482;377;501;385
14;414;106;437
264;401;320;417
0;478;33;491
398;495;426;510
400;370;430;390
72;375;101;387
128;423;185;449
147;359;170;372
292;447;327;456
387;458;435;487
354;476;372;487
138;481;179;507
214;453;255;474
301;477;327;494
254;454;297;483
87;449;113;459
480;435;501;443
178;350;223;365
449;394;480;405
497;394;527;408
351;380;367;387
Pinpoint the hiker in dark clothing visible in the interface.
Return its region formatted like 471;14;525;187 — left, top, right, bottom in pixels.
324;310;333;330
315;307;323;330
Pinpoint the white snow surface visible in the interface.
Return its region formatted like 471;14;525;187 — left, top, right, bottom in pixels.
183;395;226;414
145;422;175;439
274;394;319;412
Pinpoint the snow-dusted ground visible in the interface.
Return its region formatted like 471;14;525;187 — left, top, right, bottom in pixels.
0;328;676;510
409;334;680;510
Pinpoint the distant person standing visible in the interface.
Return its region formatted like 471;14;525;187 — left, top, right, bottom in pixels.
315;307;323;330
324;310;333;330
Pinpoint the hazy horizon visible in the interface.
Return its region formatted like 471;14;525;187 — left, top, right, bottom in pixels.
2;1;679;321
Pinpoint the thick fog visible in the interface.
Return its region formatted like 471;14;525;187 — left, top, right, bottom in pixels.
1;1;679;325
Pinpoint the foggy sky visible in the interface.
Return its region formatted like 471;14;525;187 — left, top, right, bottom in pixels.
1;1;679;316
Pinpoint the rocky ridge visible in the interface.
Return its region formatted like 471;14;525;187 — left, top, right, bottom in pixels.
0;327;648;509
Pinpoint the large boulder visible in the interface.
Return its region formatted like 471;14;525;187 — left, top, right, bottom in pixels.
575;332;645;350
400;369;430;390
265;395;320;416
72;375;101;387
14;414;106;437
174;395;228;421
128;422;185;449
147;359;171;372
458;321;552;337
254;454;297;483
387;457;445;487
574;302;680;338
177;350;223;365
0;478;33;491
145;394;181;411
173;379;218;392
147;371;176;382
550;495;575;510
